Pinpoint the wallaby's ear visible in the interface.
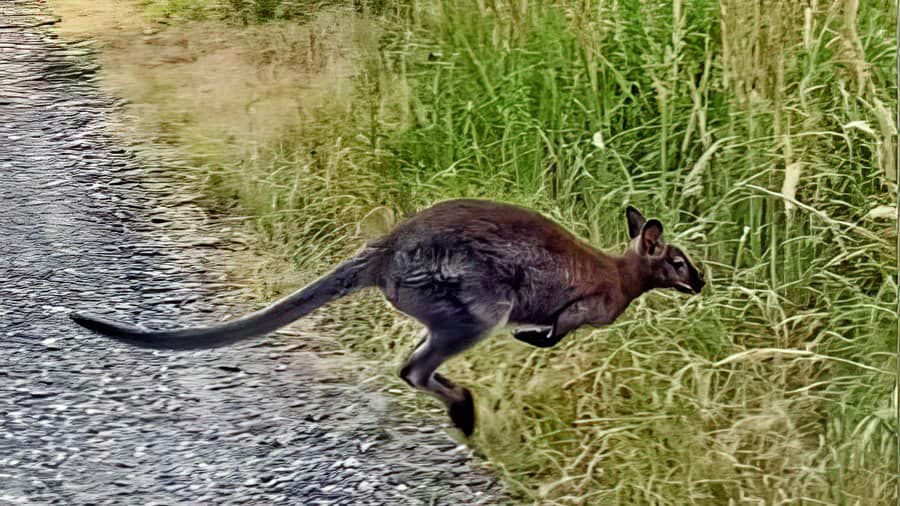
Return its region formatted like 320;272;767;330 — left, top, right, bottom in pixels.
626;206;646;239
639;219;664;255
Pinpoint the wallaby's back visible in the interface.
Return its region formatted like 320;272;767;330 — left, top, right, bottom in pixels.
374;199;614;323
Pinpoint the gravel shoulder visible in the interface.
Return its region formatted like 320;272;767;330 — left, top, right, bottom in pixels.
0;1;507;504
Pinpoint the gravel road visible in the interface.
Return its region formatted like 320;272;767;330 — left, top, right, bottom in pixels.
0;2;507;504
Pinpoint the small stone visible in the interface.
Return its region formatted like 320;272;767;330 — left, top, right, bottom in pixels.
341;457;360;468
40;338;60;349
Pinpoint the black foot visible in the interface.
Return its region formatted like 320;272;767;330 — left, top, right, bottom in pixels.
448;389;475;437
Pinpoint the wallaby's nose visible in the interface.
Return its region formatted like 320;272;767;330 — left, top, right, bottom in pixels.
694;268;706;293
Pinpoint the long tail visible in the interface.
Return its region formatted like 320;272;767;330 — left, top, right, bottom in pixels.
70;250;381;350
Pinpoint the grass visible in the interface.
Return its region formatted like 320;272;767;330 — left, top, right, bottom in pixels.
73;0;900;503
139;0;386;22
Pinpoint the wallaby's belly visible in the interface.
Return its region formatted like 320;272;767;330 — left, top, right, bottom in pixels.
381;240;586;326
376;199;606;326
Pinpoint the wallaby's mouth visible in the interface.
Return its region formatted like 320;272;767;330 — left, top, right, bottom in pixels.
675;281;701;294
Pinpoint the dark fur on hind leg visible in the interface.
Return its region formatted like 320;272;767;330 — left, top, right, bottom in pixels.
444;382;475;436
399;362;415;387
448;389;475;436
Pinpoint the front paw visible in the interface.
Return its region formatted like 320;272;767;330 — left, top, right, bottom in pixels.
513;327;553;342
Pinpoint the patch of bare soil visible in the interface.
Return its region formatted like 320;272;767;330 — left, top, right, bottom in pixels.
48;0;373;161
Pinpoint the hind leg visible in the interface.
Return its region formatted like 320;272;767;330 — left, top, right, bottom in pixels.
399;315;498;436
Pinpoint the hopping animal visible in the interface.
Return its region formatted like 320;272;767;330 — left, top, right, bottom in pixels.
72;200;705;435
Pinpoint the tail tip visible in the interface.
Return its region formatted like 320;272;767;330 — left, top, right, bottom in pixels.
69;311;92;326
70;311;119;334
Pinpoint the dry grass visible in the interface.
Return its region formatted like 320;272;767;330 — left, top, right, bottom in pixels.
49;0;375;168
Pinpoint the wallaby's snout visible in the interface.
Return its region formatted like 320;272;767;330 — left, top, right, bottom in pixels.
670;251;704;295
690;267;706;294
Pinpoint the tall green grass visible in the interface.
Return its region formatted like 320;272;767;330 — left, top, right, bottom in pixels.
165;0;898;503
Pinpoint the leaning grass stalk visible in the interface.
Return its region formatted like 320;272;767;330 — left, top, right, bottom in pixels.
713;348;892;375
745;184;886;243
682;136;735;199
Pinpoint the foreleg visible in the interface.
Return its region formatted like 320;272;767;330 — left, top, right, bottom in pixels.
512;298;599;348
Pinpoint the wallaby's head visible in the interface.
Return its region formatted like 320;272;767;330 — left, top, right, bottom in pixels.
625;206;705;294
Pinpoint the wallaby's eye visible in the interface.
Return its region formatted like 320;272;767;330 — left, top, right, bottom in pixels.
671;257;685;269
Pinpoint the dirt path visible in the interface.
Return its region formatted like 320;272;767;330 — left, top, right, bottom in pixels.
0;1;505;504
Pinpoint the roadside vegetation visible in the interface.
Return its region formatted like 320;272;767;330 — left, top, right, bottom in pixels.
53;0;897;503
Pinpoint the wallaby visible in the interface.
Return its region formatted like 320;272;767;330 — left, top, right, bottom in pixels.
71;199;705;436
